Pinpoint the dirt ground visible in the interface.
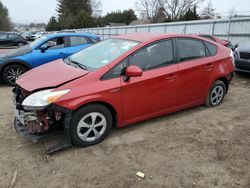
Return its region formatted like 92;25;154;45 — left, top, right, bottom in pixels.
0;74;250;188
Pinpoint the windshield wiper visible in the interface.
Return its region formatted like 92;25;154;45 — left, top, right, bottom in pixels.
68;58;88;70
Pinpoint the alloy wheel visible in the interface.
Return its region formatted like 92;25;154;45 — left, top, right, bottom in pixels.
210;85;224;106
77;112;107;142
6;67;24;84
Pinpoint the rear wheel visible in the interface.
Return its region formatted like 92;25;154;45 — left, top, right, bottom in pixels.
70;104;113;147
206;80;226;107
2;64;28;86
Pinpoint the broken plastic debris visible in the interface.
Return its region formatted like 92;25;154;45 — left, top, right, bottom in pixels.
136;171;145;179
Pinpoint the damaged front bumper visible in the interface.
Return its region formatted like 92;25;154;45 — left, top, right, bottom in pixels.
13;86;73;154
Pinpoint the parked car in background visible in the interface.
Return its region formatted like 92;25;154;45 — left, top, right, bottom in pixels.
234;42;250;73
0;32;28;47
0;32;100;85
32;31;48;40
199;34;235;50
13;33;235;153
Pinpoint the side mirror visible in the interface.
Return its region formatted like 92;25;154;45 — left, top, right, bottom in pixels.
125;65;142;78
40;44;48;53
235;43;239;49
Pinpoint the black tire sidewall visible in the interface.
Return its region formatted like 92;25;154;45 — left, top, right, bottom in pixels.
2;64;27;86
207;80;226;107
70;104;113;147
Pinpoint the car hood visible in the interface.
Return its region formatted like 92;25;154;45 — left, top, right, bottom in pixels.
0;45;32;60
16;59;89;92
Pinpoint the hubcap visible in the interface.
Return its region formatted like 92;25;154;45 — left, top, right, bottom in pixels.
210;85;224;105
6;68;24;84
77;112;107;142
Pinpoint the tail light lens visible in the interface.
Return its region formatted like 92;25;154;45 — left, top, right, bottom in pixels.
230;50;235;68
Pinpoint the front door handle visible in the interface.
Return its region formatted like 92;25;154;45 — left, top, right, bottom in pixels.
59;52;66;55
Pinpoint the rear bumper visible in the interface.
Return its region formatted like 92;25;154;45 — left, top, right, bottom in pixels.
235;59;250;73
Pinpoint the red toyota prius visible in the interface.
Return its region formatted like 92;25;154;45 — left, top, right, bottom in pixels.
13;33;235;153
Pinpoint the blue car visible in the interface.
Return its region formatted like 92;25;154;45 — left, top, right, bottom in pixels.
0;33;100;85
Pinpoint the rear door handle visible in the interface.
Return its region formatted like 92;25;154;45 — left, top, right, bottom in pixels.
165;74;177;81
205;63;214;71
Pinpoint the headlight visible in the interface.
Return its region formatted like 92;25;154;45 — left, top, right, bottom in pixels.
22;89;70;110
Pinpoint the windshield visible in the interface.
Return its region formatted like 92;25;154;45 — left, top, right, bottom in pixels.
29;36;47;48
69;39;139;70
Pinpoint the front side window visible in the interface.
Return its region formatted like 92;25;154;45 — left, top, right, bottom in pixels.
129;40;174;70
69;39;139;70
70;36;88;47
177;38;206;62
102;58;128;80
43;37;65;50
0;34;7;40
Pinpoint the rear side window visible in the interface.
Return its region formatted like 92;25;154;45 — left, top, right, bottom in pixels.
177;38;206;62
8;34;17;39
70;36;88;46
205;42;218;56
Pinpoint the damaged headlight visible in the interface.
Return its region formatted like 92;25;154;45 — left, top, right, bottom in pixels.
22;89;70;110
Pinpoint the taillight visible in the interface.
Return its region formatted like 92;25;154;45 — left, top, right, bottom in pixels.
230;50;235;68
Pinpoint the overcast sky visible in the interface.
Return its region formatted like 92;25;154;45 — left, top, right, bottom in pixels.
1;0;250;24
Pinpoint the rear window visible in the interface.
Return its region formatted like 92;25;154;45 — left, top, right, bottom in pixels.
205;42;217;56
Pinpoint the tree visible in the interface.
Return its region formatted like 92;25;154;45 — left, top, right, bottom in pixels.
200;1;216;19
135;0;165;22
0;1;12;31
46;16;60;31
102;9;137;25
56;0;95;29
180;5;200;21
163;0;202;21
136;0;202;23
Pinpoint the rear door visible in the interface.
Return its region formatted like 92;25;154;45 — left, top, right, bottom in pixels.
121;39;178;123
175;38;215;107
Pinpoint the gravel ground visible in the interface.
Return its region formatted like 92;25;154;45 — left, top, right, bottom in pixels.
0;74;250;188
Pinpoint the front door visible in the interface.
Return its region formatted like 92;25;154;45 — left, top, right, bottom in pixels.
32;36;68;67
121;39;178;123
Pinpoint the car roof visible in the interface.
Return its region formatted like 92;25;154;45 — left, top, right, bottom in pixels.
112;33;209;43
46;32;99;39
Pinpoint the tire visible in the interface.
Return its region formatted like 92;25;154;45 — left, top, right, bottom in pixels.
18;43;24;47
206;80;226;107
2;64;28;86
70;104;113;147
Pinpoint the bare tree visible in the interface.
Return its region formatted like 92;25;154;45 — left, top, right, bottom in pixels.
200;1;216;19
135;0;165;22
92;0;102;17
163;0;202;21
135;0;203;22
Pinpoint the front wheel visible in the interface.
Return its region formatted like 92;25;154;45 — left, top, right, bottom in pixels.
2;64;28;86
70;104;113;147
206;80;226;107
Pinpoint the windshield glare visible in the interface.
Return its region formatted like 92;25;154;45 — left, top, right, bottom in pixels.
29;36;47;48
69;39;139;70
